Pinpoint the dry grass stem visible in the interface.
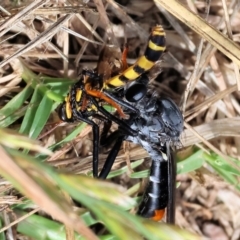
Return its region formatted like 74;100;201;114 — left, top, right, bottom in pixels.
1;0;240;238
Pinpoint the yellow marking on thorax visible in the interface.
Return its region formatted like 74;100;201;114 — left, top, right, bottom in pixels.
102;82;109;90
88;105;97;111
65;96;72;119
76;89;82;102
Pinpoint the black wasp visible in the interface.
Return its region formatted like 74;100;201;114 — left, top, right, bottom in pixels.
58;72;183;222
99;84;183;223
57;24;183;222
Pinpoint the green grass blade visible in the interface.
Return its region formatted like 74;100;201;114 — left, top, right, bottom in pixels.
106;159;144;178
99;235;118;240
204;152;240;192
0;106;28;128
49;122;87;151
0;84;33;119
21;61;71;103
0;128;51;155
0;217;6;240
177;149;204;174
28;95;54;139
19;87;43;135
130;169;149;178
142;220;200;240
16;210;82;240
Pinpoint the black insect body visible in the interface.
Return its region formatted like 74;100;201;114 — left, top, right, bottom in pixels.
126;97;183;146
100;94;183;223
57;22;182;222
58;65;183;222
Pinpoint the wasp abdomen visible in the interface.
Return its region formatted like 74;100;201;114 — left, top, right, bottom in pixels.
137;160;168;220
106;25;166;88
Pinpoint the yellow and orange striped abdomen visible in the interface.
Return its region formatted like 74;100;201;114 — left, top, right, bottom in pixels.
105;25;166;87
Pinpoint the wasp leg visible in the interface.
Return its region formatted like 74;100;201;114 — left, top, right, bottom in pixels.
86;88;126;118
121;43;129;71
123;141;133;174
98;119;128;179
72;108;100;178
99;130;125;179
99;119;112;147
98;135;125;179
166;146;176;224
90;97;137;136
103;90;140;114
